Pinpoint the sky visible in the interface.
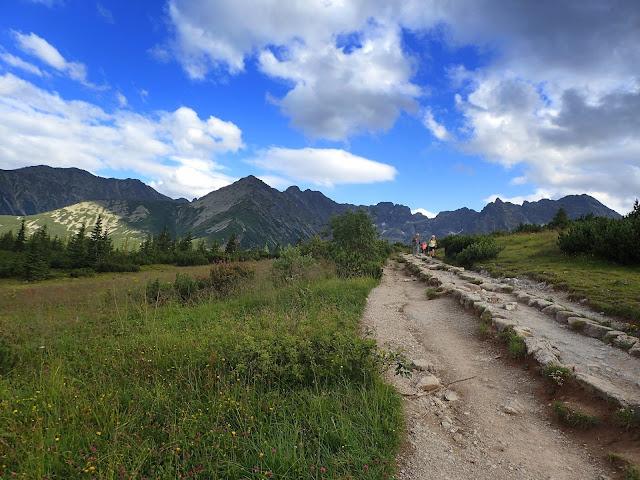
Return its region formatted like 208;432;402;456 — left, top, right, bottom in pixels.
1;1;638;217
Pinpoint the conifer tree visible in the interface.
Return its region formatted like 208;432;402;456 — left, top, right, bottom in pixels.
68;222;89;268
15;219;26;252
224;232;238;254
24;225;51;281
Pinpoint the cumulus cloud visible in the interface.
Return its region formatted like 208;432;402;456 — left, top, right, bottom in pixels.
12;31;90;84
430;1;640;214
251;147;397;188
163;0;422;140
0;73;244;199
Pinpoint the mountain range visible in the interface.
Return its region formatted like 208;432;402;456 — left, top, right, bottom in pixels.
0;166;621;247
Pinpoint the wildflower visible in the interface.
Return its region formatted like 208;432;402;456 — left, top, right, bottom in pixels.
321;467;326;473
272;449;276;454
310;467;315;472
363;465;369;470
260;453;264;457
55;438;60;442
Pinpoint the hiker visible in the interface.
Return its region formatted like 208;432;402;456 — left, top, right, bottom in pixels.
422;241;427;255
412;233;421;256
428;235;437;257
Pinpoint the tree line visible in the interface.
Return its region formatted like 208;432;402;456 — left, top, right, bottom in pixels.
0;216;280;282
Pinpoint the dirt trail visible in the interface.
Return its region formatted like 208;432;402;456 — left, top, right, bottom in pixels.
362;262;623;480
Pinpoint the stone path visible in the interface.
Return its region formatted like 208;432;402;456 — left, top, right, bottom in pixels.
402;254;640;409
363;261;618;479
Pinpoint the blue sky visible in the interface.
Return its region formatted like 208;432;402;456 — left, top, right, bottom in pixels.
1;1;638;216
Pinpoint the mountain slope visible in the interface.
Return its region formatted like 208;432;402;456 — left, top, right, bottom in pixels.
0;167;623;246
0;165;180;215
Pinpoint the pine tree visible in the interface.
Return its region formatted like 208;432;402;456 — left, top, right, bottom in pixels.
68;222;89;268
15;219;26;252
156;225;172;252
224;232;238;255
24;225;51;281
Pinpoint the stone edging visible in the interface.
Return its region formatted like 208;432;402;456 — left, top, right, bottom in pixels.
400;254;638;408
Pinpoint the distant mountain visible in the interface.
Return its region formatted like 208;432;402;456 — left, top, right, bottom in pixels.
0;166;622;247
0;165;182;216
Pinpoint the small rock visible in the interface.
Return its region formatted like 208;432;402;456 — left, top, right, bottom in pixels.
416;374;441;392
555;311;575;324
502;399;525;415
629;343;640;358
441;415;453;429
504;302;518;311
444;390;459;402
613;334;638;350
412;358;435;372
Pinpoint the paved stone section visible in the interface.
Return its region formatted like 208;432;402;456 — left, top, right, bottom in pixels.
402;254;640;408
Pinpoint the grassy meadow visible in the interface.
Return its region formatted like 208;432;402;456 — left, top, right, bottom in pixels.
0;261;403;479
468;231;640;323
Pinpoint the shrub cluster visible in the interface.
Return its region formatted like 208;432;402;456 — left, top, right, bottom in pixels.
270;245;318;285
439;233;503;268
558;210;640;265
144;261;254;304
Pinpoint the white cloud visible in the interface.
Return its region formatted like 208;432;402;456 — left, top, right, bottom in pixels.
12;31;90;84
0;73;244;200
163;0;422;140
412;208;437;218
251;147;397;187
432;1;640;215
423;108;453;141
116;92;128;107
0;53;44;77
260;24;420;140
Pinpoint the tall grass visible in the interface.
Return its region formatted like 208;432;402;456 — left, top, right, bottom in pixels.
0;262;402;479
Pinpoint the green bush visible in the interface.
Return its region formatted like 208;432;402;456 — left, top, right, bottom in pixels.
270;245;317;285
455;238;502;268
558;212;640;265
439;233;502;267
513;222;543;233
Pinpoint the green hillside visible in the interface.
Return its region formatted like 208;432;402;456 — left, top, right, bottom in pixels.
475;231;640;322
